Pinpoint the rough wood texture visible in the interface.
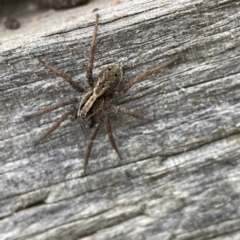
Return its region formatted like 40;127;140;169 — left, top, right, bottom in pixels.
1;0;240;239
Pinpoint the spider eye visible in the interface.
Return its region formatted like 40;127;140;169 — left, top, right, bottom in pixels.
115;73;118;76
108;67;111;71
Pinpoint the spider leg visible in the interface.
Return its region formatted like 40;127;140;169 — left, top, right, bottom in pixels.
116;57;179;97
112;106;149;121
86;14;99;88
35;109;73;146
39;60;85;93
84;121;100;174
104;117;122;160
24;98;78;118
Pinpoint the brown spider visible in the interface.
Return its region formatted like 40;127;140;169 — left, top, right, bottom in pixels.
25;14;178;174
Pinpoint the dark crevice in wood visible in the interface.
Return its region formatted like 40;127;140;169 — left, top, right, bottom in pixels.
15;199;46;212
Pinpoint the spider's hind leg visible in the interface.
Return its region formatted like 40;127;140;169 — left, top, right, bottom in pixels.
104;117;122;160
35;108;73;146
111;106;149;121
24;98;78;118
86;117;95;129
84;121;100;174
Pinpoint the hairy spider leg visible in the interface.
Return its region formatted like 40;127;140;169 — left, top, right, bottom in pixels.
116;57;179;97
111;106;149;121
83;105;149;174
84;122;100;174
86;14;99;88
104;117;122;160
35;109;73;146
24;98;78;118
39;60;85;93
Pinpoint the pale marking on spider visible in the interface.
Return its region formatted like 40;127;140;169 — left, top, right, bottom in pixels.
24;14;178;174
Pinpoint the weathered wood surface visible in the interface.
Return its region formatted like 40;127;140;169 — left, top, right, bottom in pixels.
1;0;240;239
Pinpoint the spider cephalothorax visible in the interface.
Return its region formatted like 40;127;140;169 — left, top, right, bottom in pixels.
79;64;123;119
25;14;178;174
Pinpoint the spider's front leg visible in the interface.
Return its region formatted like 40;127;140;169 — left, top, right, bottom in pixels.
86;14;99;88
39;60;85;93
115;57;179;97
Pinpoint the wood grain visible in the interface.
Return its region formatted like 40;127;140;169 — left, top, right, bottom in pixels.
1;0;240;239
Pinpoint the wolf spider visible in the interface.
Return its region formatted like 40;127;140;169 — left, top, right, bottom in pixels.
25;14;178;174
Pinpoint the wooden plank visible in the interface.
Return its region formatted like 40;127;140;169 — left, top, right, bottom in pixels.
1;0;240;239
